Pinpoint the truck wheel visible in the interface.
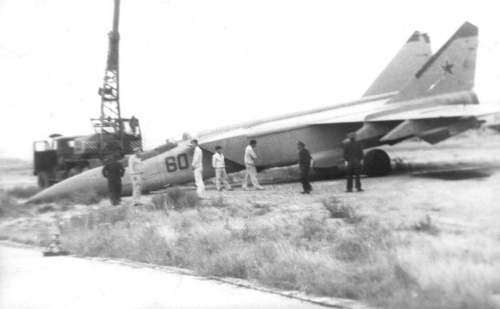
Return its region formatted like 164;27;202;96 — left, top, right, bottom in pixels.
363;149;391;177
38;172;52;189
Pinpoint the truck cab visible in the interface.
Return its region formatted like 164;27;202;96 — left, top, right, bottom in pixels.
33;135;101;188
33;125;143;189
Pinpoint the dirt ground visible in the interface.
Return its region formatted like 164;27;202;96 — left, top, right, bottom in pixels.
1;130;500;245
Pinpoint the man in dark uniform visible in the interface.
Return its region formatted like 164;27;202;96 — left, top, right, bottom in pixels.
343;132;364;193
297;141;313;194
102;153;125;205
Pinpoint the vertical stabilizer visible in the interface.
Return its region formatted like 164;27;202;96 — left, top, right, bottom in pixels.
362;31;432;97
388;22;478;103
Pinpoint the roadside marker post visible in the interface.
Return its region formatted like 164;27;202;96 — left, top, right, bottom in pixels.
43;224;70;257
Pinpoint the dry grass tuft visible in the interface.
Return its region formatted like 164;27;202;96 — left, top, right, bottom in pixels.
210;195;227;208
6;186;41;199
411;215;440;236
322;197;363;224
37;204;57;214
69;190;106;205
150;187;201;211
149;194;170;212
0;193;34;218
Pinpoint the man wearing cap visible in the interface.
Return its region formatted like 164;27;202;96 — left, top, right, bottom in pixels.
191;139;206;197
297;141;313;194
343;132;364;192
102;153;125;205
212;146;233;191
242;140;264;190
129;147;145;205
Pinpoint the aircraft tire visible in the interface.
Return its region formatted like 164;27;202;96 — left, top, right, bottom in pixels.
363;149;391;177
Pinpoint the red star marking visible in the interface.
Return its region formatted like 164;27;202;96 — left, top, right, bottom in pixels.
441;61;454;74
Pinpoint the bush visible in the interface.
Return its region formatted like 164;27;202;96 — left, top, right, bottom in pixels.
69;189;105;205
334;235;373;262
299;215;327;241
210;196;227;208
0;194;33;218
331;220;394;263
132;226;174;264
323;197;362;224
66;206;129;231
37;204;57;213
204;248;252;279
411;215;440;236
151;187;201;211
230;223;257;243
150;194;170;212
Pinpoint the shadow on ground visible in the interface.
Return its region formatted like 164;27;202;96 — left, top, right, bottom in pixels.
411;167;499;181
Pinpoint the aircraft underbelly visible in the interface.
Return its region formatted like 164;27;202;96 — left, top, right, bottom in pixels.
248;124;361;167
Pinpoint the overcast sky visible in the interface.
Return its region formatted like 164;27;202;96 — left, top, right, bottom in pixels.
1;0;500;160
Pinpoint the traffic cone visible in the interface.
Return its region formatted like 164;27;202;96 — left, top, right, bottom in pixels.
43;224;70;257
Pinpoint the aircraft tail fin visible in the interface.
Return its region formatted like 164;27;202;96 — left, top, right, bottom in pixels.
389;22;478;103
363;31;432;97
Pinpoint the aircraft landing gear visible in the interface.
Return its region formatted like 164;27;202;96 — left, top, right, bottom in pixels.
363;149;391;177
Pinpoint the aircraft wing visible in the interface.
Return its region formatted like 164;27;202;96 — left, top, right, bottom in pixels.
364;103;500;122
198;28;437;142
199;21;491;166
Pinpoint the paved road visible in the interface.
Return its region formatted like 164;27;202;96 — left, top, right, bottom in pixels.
0;244;327;309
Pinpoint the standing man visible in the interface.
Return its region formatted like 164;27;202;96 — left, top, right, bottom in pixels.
129;147;145;206
242;140;264;190
191;139;206;197
129;116;139;134
212;146;233;191
297;141;312;194
343;132;364;193
102;153;125;205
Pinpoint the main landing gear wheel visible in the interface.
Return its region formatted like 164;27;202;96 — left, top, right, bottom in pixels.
363;149;391;177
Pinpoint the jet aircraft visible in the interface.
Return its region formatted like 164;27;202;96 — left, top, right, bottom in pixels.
28;21;499;203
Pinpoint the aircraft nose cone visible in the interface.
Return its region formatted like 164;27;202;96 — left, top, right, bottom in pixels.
27;168;109;204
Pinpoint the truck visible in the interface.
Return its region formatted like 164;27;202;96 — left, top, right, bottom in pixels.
33;0;141;188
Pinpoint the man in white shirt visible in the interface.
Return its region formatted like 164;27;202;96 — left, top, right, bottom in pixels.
242;140;264;190
191;139;205;197
128;147;144;206
212;146;233;191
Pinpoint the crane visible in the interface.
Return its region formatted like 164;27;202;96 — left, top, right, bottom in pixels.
33;0;142;188
93;0;142;155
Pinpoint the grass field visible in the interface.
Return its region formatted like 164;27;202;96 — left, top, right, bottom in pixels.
1;131;500;309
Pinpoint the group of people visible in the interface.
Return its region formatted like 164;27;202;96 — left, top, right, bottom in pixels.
190;138;264;198
101;147;144;206
298;131;365;194
101;131;365;205
192;131;365;198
